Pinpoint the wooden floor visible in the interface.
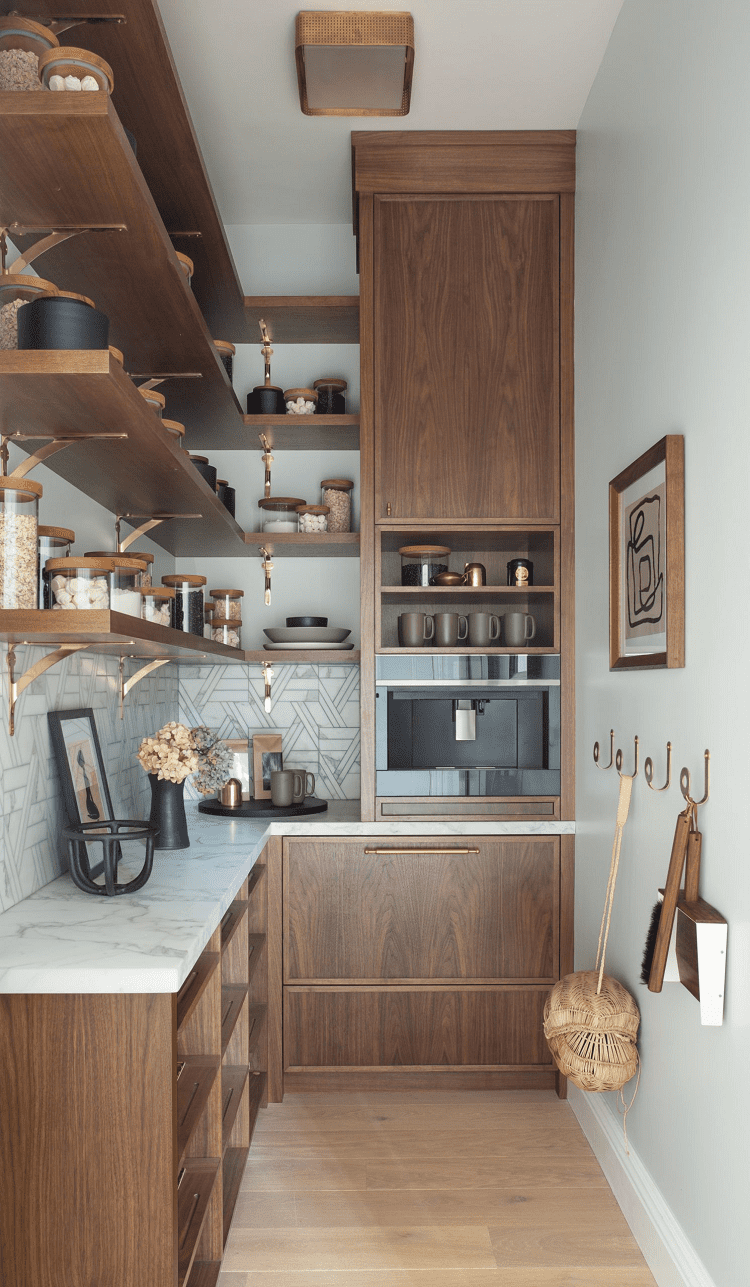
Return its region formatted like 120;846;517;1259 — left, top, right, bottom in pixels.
218;1090;656;1285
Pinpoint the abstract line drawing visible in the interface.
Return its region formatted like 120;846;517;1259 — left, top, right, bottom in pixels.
625;488;664;634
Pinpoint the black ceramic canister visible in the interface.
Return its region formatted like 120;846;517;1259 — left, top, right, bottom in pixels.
216;479;236;517
189;455;218;492
18;294;109;350
507;558;534;587
247;385;285;415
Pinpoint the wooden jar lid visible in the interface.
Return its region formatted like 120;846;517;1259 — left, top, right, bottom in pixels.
175;252;193;281
213;339;236;355
162;419;185;438
85;549;154;566
38;46;114;93
139;387;166;410
314;377;347;390
0;16;59;52
209;588;244;598
162;573;207;587
284;387;318;401
0;476;43;498
40;289;96;309
0;275;59;302
296;504;330;515
212;617;242;628
321;478;354;490
136;585;174;598
108;345;124;366
258;496;306;510
398;544;452;557
38;525;75;542
189;454;209;464
45;556;113;571
110;556;147;571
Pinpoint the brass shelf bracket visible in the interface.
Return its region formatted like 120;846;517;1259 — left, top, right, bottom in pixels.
2;433;127;480
115;514;202;550
6;641;88;736
1;224;127;273
119;656;171;719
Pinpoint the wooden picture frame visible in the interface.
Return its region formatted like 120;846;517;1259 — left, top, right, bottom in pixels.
48;708;116;876
252;733;283;800
609;434;685;669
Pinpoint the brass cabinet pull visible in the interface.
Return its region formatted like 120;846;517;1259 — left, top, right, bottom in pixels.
363;847;480;855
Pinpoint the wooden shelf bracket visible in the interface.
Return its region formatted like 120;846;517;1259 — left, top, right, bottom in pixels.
119;655;171;718
6;641;88;736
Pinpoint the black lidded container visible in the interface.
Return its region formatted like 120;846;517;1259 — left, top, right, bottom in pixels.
18;291;109;350
216;479;236;517
214;340;235;383
313;377;347;414
247;385;285;415
506;557;534;587
189;455;217;492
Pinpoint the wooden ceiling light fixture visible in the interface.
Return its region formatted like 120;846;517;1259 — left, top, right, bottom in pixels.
295;10;414;116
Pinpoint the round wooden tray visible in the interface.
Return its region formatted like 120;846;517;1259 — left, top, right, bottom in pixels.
198;795;328;819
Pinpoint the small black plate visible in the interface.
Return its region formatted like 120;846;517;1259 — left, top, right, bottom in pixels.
286;616;328;628
198;796;328;819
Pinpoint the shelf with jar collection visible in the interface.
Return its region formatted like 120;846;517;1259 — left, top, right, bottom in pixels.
376;526;560;653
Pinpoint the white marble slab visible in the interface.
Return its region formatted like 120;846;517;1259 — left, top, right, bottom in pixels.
0;802;574;995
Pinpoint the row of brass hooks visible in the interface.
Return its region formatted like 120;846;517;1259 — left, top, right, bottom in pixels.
593;730;710;806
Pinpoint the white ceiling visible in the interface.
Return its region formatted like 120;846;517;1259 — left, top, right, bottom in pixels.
158;0;624;226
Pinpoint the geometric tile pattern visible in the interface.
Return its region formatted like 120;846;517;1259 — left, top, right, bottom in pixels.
0;647;179;912
179;662;360;803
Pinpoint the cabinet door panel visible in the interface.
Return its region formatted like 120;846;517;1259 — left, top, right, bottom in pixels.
374;194;559;522
284;838;559;983
284;987;553;1068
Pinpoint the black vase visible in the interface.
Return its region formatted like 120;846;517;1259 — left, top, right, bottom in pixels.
148;774;190;850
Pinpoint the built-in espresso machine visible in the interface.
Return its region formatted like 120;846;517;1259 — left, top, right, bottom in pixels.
375;654;560;817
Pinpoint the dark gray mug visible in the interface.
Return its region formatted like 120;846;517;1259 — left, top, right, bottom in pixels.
467;612;500;647
434;612;468;647
398;612;434;647
503;612;536;647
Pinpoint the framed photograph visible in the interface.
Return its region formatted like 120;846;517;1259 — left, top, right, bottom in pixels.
48;709;115;878
252;733;282;800
609;435;685;670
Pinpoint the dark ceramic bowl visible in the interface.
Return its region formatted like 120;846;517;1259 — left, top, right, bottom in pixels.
286;616;328;628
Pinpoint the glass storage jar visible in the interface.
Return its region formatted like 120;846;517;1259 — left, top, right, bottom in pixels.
0;15;59;91
162;418;185;444
297;504;329;533
204;600;214;639
0;275;58;350
162;573;206;636
37;525;74;607
213;339;235;382
284;387;318;415
0;477;41;608
45;556;112;610
138;387;165;418
139;585;174;627
189;454;217;492
110;557;147;616
209;588;243;620
85;550;151;589
399;544;452;587
258;497;306;532
216;479;235;517
313;377;347;414
176;252;193;285
212;617;241;649
320;479;353;532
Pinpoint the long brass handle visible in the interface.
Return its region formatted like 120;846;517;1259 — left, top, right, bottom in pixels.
363;847;480;855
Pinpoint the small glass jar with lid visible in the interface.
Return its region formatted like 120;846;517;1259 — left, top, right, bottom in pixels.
85;550;150;589
138;387;165;418
45;556;112;609
139;585;174;627
399;545;451;587
162;418;185;445
110;556;147;616
209;588;243;620
37;525;74;607
258;497;306;532
176;252;193;285
313;377;347;414
0;275;58;350
162;573;206;636
320;479;354;532
296;504;329;533
0;477;42;608
284;387;318;415
212;617;242;649
213;339;235;383
204;600;214;639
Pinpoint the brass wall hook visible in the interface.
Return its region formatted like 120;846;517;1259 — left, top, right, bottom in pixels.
645;741;672;792
680;750;710;808
593;729;615;770
616;734;639;778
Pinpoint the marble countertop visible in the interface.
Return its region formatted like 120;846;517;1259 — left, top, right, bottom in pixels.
0;802;574;995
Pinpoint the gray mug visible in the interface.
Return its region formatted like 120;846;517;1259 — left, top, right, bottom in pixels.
398;612;434;647
270;769;315;807
467;612;500;647
503;612;536;647
434;612;468;647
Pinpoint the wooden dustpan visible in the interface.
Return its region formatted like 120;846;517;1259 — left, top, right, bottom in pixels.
675;824;727;1026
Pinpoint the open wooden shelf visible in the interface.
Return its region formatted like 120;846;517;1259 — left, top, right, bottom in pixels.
220;901;249;951
381;585;555;600
244;296;359;344
221;1065;251;1150
222;1146;249;1246
245;531;360;557
247;649;360;664
0;611;247;663
0;92;245;440
242;413;360;451
377;646;557;655
177;1157;221;1287
177;1056;221;1168
176;953;221;1031
220;985;249;1056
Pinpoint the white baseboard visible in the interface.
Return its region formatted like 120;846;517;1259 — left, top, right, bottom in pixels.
569;1085;716;1287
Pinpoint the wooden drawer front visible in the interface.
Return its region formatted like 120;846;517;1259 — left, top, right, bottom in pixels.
284;987;553;1069
284;838;559;983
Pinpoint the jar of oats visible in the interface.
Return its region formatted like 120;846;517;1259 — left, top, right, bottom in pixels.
0;275;59;350
320;479;353;532
0;478;41;608
209;588;243;620
0;16;58;91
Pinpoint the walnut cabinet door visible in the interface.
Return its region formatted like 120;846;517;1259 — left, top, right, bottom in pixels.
373;194;560;522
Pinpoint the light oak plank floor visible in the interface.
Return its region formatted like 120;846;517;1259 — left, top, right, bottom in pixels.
219;1091;656;1285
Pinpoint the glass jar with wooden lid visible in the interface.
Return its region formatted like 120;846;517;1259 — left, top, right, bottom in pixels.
284;387;318;415
209;588;243;621
212;617;241;649
162;573;206;636
213;340;235;382
175;252;193;285
85;550;153;589
45;556;113;610
138;585;174;628
162;418;186;444
0;16;59;91
399;544;451;587
38;526;74;608
0;275;59;350
297;504;329;533
320;479;354;531
313;377;347;414
138;387;166;418
109;556;148;616
0;477;42;608
258;497;306;532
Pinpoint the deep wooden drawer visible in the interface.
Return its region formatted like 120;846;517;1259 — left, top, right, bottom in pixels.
284;837;559;983
284;986;553;1069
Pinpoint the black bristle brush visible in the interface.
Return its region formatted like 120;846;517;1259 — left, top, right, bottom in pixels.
640;898;662;983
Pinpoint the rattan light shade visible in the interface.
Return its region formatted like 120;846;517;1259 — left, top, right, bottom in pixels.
295;11;414;116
